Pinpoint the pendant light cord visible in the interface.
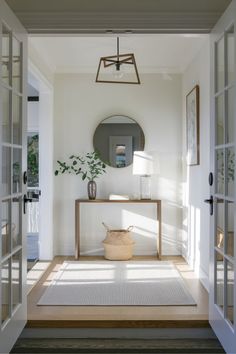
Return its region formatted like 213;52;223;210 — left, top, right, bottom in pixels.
117;37;120;62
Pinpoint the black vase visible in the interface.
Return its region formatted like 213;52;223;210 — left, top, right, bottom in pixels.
87;180;97;200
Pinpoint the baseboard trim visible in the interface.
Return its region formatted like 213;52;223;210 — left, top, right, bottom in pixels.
182;255;209;293
199;267;209;293
26;319;210;330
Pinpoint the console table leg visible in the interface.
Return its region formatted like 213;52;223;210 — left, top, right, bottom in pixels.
157;201;162;260
75;201;80;259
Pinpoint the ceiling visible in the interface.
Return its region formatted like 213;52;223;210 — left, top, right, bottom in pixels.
29;35;208;74
6;0;232;34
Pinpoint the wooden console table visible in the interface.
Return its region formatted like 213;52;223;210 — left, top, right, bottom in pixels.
75;199;162;260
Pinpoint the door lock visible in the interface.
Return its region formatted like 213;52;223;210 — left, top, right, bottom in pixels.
23;171;28;185
209;172;214;186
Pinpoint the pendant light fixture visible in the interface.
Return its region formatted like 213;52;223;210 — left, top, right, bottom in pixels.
95;37;141;84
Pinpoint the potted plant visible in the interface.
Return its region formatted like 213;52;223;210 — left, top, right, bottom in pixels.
55;151;106;200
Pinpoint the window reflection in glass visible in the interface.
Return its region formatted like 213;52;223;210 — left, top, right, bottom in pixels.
226;261;234;325
226;201;234;259
215;254;224;312
2;87;11;143
2;25;10;85
216;36;224;93
13;148;21;194
12;197;21;249
1;260;10;325
13;94;22;145
2;146;11;197
216;149;224;195
12;36;22;92
1;200;11;257
12;251;21;310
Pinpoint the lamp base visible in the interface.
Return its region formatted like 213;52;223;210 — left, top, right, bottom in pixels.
140;175;151;200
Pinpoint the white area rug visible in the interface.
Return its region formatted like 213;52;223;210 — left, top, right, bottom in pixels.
38;261;196;306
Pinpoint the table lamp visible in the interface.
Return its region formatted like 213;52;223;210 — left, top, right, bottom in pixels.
133;151;154;199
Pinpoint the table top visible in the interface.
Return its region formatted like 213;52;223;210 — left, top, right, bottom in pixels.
75;199;161;203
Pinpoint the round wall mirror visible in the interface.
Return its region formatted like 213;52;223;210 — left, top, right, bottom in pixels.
93;115;145;168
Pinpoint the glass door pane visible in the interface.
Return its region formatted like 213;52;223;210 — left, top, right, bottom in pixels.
2;146;11;197
13;148;21;194
2;87;11;143
215;253;224;311
226;26;235;86
1;24;10;86
226;261;234;325
12;197;21;249
216;149;224;195
12;37;22;93
13;95;22;145
216;36;225;93
227;147;235;198
226;86;235;143
1;260;10;324
12;251;21;309
226;201;234;258
216;94;224;145
1;200;11;257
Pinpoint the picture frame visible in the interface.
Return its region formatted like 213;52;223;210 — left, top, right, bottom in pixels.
186;85;200;166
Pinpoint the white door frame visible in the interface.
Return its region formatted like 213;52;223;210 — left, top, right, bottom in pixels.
28;61;54;260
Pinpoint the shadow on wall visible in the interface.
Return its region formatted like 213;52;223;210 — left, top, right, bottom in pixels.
182;204;201;270
151;152;183;255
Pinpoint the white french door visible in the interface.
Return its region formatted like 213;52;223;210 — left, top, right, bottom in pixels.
0;1;27;353
209;1;236;353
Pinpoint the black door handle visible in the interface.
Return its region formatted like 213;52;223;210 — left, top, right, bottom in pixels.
23;194;32;214
204;195;214;215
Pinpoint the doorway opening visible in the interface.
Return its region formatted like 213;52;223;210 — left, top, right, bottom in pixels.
26;84;40;271
25;33;211;326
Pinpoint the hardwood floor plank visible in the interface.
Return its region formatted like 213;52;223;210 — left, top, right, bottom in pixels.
11;338;225;354
27;256;209;328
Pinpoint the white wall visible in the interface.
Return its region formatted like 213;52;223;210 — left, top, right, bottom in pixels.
53;73;183;256
29;41;54;86
27;101;39;132
182;38;210;291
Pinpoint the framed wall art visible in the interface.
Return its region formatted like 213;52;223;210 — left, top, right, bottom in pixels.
186;85;200;166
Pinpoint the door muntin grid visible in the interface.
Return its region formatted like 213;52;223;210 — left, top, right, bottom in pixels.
214;24;235;329
0;21;23;327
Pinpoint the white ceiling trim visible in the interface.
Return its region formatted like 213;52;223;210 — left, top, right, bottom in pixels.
16;11;221;34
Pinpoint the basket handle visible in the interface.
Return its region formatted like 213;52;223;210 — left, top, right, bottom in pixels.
127;226;134;231
102;222;110;231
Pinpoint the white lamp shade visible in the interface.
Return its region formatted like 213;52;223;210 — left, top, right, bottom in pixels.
132;151;154;176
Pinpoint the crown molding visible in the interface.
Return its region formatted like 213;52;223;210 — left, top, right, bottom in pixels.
53;66;183;75
16;11;221;34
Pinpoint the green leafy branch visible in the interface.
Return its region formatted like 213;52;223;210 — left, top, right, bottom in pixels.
27;134;39;187
55;151;106;181
217;149;235;184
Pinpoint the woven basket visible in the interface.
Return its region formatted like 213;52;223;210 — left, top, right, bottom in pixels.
102;223;135;261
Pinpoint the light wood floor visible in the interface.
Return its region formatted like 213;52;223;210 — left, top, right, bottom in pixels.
27;256;209;328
